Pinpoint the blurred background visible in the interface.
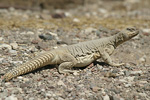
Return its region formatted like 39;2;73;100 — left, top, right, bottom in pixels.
0;0;150;30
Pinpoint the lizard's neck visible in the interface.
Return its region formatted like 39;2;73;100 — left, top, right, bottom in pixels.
111;33;126;48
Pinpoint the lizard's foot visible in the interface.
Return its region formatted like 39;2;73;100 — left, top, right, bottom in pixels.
59;69;78;74
111;63;125;67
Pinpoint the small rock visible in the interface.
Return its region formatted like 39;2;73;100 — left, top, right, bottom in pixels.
109;95;121;100
12;61;23;65
98;8;107;14
73;71;79;76
52;12;65;18
29;97;35;100
80;98;86;100
97;64;103;70
73;18;80;23
90;84;101;92
57;97;64;100
26;31;34;35
0;44;12;50
9;7;15;11
17;76;23;80
139;56;146;63
124;71;131;76
126;76;135;82
124;83;132;88
31;39;40;44
84;27;96;34
37;42;48;50
5;82;11;87
142;28;150;33
96;30;101;37
10;42;18;50
91;86;101;92
104;72;117;78
0;58;4;63
23;78;30;82
143;83;150;91
40;14;51;20
64;12;72;17
5;95;18;100
138;93;147;97
0;37;3;41
9;50;17;55
130;70;142;76
57;80;66;87
103;94;110;100
39;32;58;40
46;93;52;97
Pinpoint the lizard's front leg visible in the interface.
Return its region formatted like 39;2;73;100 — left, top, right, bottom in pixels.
58;53;77;74
101;51;124;67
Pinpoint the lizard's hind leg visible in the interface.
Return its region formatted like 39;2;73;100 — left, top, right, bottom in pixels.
58;53;77;74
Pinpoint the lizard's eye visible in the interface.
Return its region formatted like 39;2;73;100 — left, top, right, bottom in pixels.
126;27;136;32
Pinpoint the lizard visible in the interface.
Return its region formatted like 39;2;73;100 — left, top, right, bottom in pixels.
2;27;139;82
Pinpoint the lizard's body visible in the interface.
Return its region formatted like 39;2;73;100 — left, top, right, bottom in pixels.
2;27;139;81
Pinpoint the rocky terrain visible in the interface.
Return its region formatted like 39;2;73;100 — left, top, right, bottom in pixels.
0;0;150;100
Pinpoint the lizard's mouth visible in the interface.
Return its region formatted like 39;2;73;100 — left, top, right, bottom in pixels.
130;30;139;37
126;27;139;38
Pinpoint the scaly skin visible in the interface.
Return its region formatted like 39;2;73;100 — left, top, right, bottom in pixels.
2;27;139;82
3;52;55;82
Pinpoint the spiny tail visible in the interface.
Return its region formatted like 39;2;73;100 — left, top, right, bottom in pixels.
3;52;54;82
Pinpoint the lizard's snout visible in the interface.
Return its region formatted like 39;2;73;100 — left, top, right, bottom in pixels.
126;27;139;37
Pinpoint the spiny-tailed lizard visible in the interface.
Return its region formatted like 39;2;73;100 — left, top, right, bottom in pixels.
2;27;139;82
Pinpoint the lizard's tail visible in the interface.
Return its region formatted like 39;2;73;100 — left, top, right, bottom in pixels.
2;52;54;82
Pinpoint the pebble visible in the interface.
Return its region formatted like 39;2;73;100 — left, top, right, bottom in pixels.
39;32;58;40
0;58;4;63
57;80;66;87
37;42;48;50
98;8;107;14
0;37;3;41
5;82;11;87
9;50;17;55
0;44;12;50
84;27;96;34
103;94;110;100
126;76;135;82
124;70;131;76
17;76;23;80
29;97;34;100
142;28;150;33
57;97;64;100
5;95;18;100
26;31;34;35
139;56;146;63
10;42;18;50
23;78;30;82
73;71;79;76
46;93;52;97
91;86;100;92
73;18;80;23
124;83;132;88
110;96;121;100
130;70;142;76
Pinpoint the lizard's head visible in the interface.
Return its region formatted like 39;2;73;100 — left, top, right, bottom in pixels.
114;27;139;46
121;27;139;40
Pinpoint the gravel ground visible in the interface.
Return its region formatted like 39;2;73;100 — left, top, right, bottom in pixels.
0;0;150;100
